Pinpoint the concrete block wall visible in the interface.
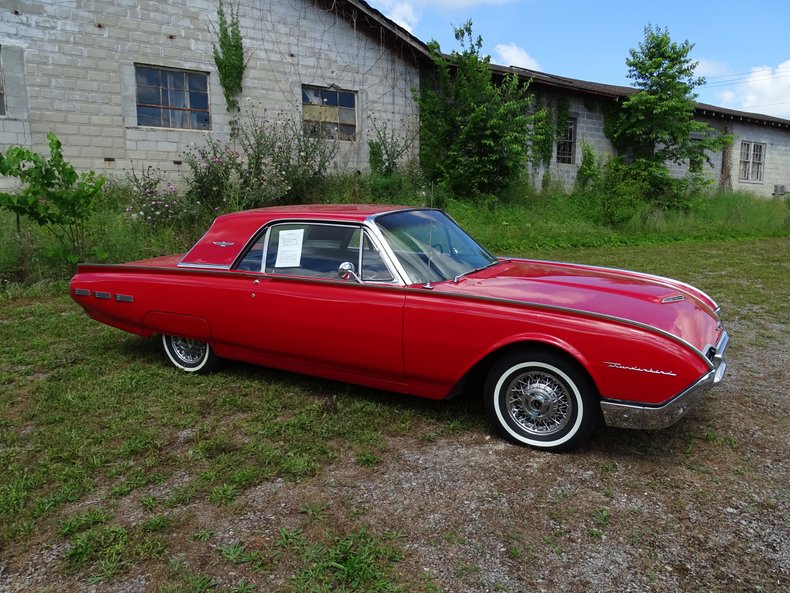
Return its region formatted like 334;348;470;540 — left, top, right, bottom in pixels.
532;94;616;191
530;95;790;199
727;122;790;198
0;0;421;183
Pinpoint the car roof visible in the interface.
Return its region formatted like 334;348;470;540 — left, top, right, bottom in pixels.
179;204;417;269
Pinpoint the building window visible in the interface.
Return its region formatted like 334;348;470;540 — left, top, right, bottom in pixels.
556;118;576;164
135;65;210;130
739;141;765;182
302;85;356;141
0;47;6;116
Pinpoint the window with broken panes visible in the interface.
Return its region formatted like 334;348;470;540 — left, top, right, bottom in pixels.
302;85;356;141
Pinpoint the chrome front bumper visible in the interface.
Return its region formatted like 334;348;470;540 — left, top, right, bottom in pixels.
600;331;729;430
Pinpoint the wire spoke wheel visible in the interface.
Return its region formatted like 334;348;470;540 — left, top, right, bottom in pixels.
506;371;572;436
171;337;207;365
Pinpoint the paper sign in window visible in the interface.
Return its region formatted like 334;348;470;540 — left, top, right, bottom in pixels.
274;229;304;267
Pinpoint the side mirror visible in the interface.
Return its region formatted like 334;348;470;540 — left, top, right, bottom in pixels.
338;261;361;283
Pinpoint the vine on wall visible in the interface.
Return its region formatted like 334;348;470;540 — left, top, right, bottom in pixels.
212;0;246;112
531;95;570;169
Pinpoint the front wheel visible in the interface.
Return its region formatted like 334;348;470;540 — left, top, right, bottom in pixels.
162;335;220;373
485;350;598;452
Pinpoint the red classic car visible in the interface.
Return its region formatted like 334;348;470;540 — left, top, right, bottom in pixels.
70;205;728;451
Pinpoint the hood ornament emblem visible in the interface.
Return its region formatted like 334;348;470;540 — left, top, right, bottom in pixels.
662;294;685;304
213;241;236;247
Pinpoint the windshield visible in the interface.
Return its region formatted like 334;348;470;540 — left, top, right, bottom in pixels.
375;209;497;284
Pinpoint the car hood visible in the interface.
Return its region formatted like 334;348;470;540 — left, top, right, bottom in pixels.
433;258;722;352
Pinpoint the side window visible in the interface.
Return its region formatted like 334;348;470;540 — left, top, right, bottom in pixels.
236;233;266;271
348;229;395;282
236;223;395;282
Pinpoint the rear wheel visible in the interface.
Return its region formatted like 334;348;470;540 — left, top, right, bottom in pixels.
485;349;598;452
162;335;219;373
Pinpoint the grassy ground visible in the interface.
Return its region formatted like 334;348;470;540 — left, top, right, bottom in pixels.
1;237;788;592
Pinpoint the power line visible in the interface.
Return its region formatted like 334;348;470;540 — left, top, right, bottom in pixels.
700;66;790;88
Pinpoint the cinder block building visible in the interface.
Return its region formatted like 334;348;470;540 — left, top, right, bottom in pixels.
1;0;788;197
0;0;427;179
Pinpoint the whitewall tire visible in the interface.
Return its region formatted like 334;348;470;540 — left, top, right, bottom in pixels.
162;335;220;374
485;349;598;452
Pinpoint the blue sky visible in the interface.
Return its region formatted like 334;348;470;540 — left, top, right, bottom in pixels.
368;0;790;119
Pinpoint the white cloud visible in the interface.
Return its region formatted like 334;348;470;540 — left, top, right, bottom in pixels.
696;58;731;78
713;60;790;119
737;60;790;118
376;1;420;32
494;42;541;70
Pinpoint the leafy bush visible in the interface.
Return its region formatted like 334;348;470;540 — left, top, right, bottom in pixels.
265;116;337;203
182;137;244;223
585;157;647;227
0;133;105;264
574;142;599;193
367;115;417;176
125;165;181;228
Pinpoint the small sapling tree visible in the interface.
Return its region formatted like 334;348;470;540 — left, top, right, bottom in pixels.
0;133;104;263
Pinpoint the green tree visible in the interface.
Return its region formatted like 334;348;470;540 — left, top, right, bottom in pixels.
605;25;732;206
416;21;535;200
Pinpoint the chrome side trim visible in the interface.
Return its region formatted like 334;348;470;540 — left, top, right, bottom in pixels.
115;294;134;303
176;262;232;270
601;330;728;429
73;288;90;296
93;291;111;300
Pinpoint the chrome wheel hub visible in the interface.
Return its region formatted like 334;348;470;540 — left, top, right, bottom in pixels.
506;371;571;436
171;337;206;365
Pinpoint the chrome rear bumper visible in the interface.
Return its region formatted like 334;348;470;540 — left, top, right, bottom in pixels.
600;331;729;430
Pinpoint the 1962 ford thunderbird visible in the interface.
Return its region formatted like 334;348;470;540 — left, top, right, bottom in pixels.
70;205;728;451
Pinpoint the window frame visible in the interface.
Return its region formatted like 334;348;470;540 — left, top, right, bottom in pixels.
301;85;357;141
134;64;211;131
556;117;577;164
738;141;765;182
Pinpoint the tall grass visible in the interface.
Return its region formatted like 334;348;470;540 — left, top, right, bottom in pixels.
0;175;787;284
449;191;789;254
